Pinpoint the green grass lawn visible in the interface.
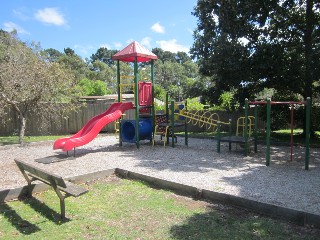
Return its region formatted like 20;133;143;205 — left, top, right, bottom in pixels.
0;135;68;145
177;129;320;145
1;129;319;146
0;177;319;239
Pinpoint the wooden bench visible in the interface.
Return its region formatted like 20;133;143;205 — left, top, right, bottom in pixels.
14;159;88;219
218;135;256;153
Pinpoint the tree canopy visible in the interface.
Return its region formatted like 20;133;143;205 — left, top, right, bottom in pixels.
191;0;320;105
0;30;80;143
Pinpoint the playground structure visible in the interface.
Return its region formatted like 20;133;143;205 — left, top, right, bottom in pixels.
155;95;312;170
112;41;157;147
215;98;311;170
52;41;312;170
152;93;228;148
53;102;134;152
54;41;157;152
53;41;257;153
246;98;312;170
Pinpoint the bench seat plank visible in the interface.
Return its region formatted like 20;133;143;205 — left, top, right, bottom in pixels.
220;136;254;143
15;160;66;188
25;172;87;197
61;181;88;197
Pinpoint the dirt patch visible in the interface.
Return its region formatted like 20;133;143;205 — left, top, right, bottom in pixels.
166;193;210;210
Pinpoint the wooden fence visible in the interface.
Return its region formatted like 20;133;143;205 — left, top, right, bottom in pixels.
0;101;135;136
0;101;264;136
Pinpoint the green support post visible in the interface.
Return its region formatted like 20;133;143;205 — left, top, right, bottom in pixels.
151;60;155;136
171;100;175;147
305;97;311;170
244;98;249;156
228;119;232;151
166;93;169;120
117;60;122;146
134;58;139;148
217;121;221;153
266;98;271;166
254;100;258;153
117;60;121;103
185;100;188;146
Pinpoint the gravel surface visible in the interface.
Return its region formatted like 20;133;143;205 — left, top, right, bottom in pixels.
1;134;320;216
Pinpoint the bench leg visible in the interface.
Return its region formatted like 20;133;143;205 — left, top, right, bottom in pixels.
59;198;66;219
51;184;66;219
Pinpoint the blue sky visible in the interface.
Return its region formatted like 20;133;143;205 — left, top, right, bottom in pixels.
1;0;198;58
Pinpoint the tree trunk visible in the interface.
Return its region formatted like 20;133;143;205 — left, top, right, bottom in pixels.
304;0;313;99
303;0;314;136
18;113;26;144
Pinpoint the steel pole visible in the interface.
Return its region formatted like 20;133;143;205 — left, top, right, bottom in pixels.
266;98;271;166
305;97;311;170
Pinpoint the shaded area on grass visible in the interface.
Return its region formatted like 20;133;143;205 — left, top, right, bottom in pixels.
1;176;320;239
170;204;320;240
21;196;68;223
0;202;40;235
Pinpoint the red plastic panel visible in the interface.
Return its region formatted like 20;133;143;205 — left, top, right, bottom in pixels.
138;82;152;106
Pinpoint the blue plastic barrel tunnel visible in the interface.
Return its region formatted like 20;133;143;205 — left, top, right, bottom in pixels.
121;118;152;143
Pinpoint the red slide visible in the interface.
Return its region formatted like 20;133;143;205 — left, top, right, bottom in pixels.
53;102;134;152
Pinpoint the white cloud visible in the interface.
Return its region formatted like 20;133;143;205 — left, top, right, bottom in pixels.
35;8;66;26
3;22;30;35
74;44;94;57
141;37;152;48
187;28;194;34
156;39;189;53
99;43;111;49
13;8;30;21
114;42;122;49
126;39;135;45
151;22;165;34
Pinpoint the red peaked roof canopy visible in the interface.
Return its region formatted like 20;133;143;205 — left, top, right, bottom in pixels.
112;41;158;62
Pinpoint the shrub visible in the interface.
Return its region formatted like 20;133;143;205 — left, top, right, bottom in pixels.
78;78;109;96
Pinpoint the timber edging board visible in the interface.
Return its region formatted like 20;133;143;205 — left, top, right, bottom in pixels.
0;168;319;228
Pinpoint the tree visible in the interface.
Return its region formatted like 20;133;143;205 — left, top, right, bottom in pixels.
152;48;177;63
57;51;89;80
154;61;185;100
0;30;79;143
90;47;118;67
89;60;117;92
64;47;75;56
41;48;63;62
78;78;110;96
191;0;320;105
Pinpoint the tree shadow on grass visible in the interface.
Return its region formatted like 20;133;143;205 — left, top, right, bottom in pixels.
169;204;320;240
169;205;257;240
20;196;70;224
0;202;40;235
